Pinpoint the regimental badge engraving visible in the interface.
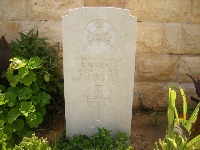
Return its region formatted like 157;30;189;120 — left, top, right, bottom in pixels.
83;19;116;51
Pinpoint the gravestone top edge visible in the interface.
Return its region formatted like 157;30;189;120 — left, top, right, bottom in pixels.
62;7;137;19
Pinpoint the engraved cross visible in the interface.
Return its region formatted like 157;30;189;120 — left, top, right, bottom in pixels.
87;85;110;121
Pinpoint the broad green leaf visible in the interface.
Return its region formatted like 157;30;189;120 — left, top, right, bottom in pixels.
0;120;4;129
31;82;40;94
7;74;21;87
4;125;14;134
18;87;32;100
19;102;35;117
36;74;47;90
10;57;27;69
18;67;29;78
26;112;43;128
0;93;7;105
0;127;7;142
0;85;5;92
7;87;19;95
20;71;36;86
5;91;17;107
0;111;6;122
0;108;8;122
7;107;19;123
11;119;24;131
30;96;38;105
35;92;51;106
16;126;31;138
36;105;46;116
28;57;42;69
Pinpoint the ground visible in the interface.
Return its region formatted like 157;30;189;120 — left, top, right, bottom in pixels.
36;100;168;150
131;111;168;150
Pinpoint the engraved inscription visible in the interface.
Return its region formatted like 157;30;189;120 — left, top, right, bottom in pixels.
70;56;122;82
83;19;116;51
87;85;110;121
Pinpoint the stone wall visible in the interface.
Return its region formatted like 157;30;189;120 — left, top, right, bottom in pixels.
1;0;200;110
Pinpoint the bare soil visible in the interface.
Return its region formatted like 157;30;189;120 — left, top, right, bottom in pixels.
131;111;168;150
36;101;168;150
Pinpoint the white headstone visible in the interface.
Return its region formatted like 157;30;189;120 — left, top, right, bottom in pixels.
62;7;137;137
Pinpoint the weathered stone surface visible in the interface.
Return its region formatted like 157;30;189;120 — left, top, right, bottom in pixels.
63;7;136;137
125;0;191;23
133;82;196;110
133;82;168;110
0;21;20;43
163;23;180;54
26;0;84;21
178;56;200;83
0;0;26;21
191;0;200;24
84;0;125;8
164;0;191;23
179;24;200;55
163;23;200;55
136;22;163;54
21;21;62;45
135;54;178;82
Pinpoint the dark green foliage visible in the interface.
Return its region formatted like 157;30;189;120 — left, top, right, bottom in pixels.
53;128;133;150
0;29;63;148
0;57;51;148
10;29;63;99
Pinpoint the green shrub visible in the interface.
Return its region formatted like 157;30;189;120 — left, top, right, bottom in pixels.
53;127;134;150
10;29;63;99
14;133;51;150
0;57;51;148
0;29;63;148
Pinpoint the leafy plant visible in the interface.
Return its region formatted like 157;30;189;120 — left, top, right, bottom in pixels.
0;57;51;148
0;120;7;150
155;86;200;150
14;133;51;150
53;127;134;150
10;29;63;99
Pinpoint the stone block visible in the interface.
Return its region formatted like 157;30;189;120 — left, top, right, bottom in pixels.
163;23;181;54
191;0;200;24
0;0;26;21
125;0;191;23
178;56;200;83
133;82;196;110
179;24;200;55
133;82;168;110
163;24;200;55
20;21;62;45
135;54;178;82
0;21;20;43
26;0;84;21
136;22;163;54
84;0;125;8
